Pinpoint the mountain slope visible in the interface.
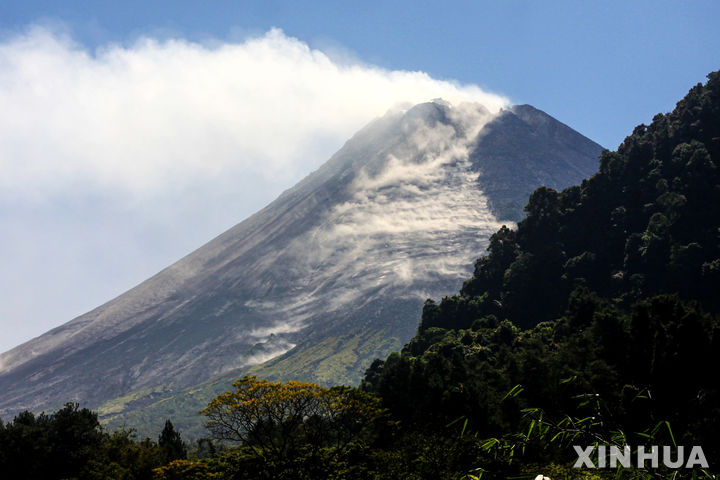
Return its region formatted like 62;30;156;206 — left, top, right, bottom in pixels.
0;100;602;428
473;104;605;221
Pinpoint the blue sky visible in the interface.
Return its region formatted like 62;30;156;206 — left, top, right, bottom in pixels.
3;0;719;148
0;1;718;352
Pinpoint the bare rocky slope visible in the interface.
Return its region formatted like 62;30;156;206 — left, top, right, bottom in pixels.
0;101;602;434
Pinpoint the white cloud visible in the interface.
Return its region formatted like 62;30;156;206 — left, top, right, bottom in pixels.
0;26;508;353
0;26;507;199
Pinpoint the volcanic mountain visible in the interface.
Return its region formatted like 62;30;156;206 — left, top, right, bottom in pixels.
0;101;602;432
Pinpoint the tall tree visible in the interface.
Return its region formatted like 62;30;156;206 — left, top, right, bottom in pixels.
158;419;187;464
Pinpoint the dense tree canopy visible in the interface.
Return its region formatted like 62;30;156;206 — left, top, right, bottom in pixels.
0;403;168;479
201;376;387;460
0;403;104;479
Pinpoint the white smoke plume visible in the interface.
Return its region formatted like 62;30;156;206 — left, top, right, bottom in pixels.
246;101;511;341
0;26;508;352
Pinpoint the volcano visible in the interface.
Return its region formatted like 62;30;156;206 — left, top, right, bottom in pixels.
0;100;602;435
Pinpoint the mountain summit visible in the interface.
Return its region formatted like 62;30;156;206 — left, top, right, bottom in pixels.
0;100;602;429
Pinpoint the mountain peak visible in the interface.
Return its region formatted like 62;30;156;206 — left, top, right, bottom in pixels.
471;104;603;221
430;97;451;107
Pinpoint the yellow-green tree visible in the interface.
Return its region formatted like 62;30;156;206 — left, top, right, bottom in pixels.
200;376;387;461
153;459;223;480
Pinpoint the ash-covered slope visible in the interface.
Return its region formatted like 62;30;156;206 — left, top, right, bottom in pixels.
0;101;602;419
474;104;606;221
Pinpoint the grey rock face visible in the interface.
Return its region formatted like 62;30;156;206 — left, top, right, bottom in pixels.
473;104;604;221
0;101;602;419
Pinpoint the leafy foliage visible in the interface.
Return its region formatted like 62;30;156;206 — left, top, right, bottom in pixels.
0;403;105;479
0;403;169;479
200;377;388;466
153;459;225;480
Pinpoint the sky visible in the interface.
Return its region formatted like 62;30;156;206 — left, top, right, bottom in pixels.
0;1;718;353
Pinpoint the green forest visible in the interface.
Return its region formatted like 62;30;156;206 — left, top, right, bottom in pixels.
2;71;719;479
